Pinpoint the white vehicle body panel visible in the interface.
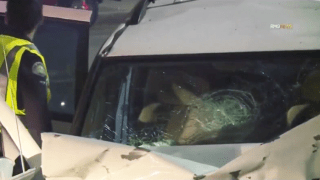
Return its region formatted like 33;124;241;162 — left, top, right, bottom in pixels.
40;114;320;180
144;143;260;169
0;90;41;167
108;0;320;57
41;133;199;180
0;100;41;179
203;112;320;180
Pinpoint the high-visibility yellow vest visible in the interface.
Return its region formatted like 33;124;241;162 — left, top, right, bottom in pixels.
0;35;51;116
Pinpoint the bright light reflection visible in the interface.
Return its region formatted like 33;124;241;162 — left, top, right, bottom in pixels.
61;102;65;106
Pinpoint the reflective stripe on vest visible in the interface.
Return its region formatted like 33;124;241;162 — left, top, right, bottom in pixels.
0;35;51;116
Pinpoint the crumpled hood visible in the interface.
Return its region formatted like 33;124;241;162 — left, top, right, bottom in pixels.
203;114;320;180
42;114;320;180
41;133;200;180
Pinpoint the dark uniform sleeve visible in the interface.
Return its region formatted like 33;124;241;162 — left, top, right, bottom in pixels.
17;51;52;146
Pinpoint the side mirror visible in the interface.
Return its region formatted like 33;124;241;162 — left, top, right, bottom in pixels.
127;0;151;25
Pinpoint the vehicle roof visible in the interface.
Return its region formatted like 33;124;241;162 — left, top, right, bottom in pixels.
0;1;91;23
107;0;320;57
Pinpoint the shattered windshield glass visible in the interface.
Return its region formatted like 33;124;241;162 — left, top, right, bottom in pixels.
81;56;320;148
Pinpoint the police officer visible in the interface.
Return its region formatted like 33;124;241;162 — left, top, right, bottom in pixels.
0;0;52;146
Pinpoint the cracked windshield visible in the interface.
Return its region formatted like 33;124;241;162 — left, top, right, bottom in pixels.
81;57;320;148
